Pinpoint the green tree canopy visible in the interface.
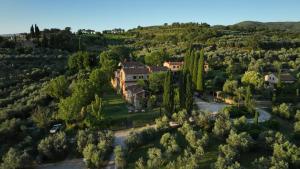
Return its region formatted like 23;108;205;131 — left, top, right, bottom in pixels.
145;50;168;66
241;71;263;90
163;71;174;117
44;75;68;99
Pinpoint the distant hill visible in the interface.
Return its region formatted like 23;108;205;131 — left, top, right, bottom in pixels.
233;21;300;32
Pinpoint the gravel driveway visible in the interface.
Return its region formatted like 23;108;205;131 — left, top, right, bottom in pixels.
194;97;271;123
37;125;155;169
104;125;156;169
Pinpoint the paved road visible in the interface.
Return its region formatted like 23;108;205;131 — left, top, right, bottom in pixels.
194;97;271;123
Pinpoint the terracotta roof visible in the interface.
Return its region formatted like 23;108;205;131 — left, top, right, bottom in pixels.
147;66;168;72
280;74;296;82
122;67;149;74
164;61;184;66
120;61;145;68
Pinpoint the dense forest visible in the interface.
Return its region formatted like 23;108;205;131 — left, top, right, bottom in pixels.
0;21;299;169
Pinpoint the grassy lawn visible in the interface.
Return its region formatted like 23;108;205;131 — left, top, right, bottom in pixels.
102;92;161;130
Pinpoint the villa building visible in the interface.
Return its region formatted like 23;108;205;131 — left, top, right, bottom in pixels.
163;61;184;71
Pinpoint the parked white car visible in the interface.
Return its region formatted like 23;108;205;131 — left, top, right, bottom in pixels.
49;124;63;134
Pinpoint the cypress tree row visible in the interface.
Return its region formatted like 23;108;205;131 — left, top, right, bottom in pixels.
189;50;196;74
192;52;200;86
183;50;190;72
30;25;35;38
196;49;204;92
179;71;186;109
163;71;174;117
185;72;193;114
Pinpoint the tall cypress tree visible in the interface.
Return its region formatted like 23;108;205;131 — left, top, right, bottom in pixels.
179;71;186;109
185;72;193;114
189;50;196;74
192;52;200;86
196;49;204;92
183;50;190;72
245;86;255;112
163;71;174;117
30;25;35;38
35;24;40;38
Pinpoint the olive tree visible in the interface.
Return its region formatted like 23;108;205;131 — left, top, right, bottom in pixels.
213;113;232;138
160;133;180;155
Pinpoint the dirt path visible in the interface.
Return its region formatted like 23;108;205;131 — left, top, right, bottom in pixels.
194;97;271;123
104;125;156;169
37;125;155;169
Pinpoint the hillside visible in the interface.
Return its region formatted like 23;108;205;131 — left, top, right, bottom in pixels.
233;21;300;32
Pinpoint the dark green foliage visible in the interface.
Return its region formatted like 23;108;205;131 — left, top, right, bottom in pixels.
89;68;109;95
82;130;113;168
44;75;68;99
149;72;167;93
254;111;259;125
30;25;35;38
179;71;186;109
57;79;95;125
223;105;255;118
0;118;22;144
272;103;293;119
185;73;193;114
145;50;168;66
99;46;131;74
0;148;32;169
126;128;160;152
213;112;232;138
31;106;51;129
244;86;255;113
68;51;95;71
114;145;126;169
189;50;196;74
84;95;105;128
37;132;68;161
192;52;199;85
163;71;174;117
196;49;204;92
35;24;40;38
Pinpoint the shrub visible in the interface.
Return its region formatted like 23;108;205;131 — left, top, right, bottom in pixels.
0;118;22;144
0;148;32;169
114;145;126;169
160;133;180;155
126;128;159;152
295;110;300;121
146;148;164;168
78;129;113;168
155;116;169;131
213;113;232;138
226;130;253;152
76;129;113;154
37;132;68;161
272;103;292;119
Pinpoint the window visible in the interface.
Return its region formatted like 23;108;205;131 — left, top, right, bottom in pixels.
133;76;136;79
173;66;176;69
